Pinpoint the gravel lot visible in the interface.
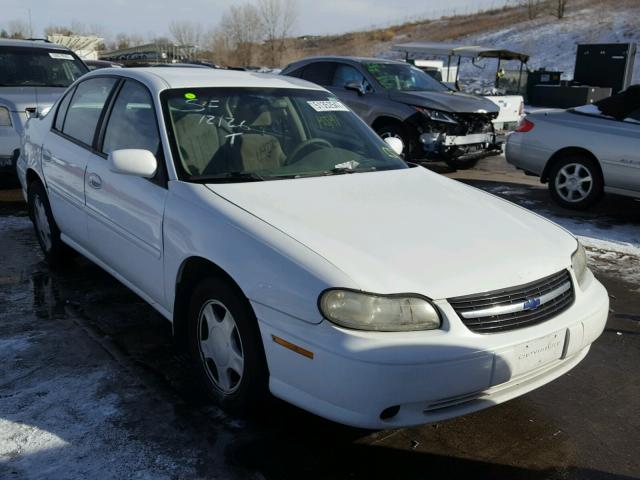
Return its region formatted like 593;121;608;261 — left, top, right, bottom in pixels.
1;156;639;480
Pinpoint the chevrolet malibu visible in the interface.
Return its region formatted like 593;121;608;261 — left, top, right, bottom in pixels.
18;68;609;429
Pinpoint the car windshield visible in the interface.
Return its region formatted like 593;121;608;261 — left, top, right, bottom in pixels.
364;62;449;92
0;46;88;87
163;87;408;182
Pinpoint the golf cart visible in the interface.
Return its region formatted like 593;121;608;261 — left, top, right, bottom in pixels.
393;42;529;133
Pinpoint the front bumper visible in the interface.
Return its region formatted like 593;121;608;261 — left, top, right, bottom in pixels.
420;131;501;156
254;270;608;429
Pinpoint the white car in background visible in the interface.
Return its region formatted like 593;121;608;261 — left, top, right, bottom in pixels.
18;68;608;429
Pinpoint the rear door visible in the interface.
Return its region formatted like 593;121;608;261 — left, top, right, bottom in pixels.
84;79;168;304
592;112;640;193
42;77;118;247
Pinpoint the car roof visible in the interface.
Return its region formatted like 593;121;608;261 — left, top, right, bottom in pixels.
0;38;71;51
82;67;326;92
288;55;404;67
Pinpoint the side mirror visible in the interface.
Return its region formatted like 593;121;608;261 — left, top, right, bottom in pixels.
384;136;404;156
345;81;366;96
107;149;157;178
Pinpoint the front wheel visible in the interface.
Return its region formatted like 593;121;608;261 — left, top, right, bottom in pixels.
548;155;603;209
376;124;416;161
187;277;269;415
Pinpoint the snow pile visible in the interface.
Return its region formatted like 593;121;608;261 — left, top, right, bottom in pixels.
457;4;640;88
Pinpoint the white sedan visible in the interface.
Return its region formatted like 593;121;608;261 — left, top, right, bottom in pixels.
18;68;609;429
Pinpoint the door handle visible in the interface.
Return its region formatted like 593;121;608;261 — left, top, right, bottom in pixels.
88;173;102;189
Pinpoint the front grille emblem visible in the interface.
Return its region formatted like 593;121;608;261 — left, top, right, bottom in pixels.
523;297;541;311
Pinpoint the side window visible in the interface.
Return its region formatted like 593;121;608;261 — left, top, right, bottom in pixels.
63;77;117;146
301;62;336;86
332;64;365;88
102;80;160;156
53;87;75;132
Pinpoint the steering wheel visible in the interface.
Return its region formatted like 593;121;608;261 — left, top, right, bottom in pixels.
286;138;333;165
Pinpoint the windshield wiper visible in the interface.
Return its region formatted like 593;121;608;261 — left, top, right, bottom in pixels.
190;172;266;183
325;166;377;175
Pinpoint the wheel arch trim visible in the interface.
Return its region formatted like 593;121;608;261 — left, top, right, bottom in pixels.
541;147;603;184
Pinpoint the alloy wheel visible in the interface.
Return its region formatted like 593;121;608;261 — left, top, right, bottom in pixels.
380;130;405;151
554;163;593;203
197;299;244;394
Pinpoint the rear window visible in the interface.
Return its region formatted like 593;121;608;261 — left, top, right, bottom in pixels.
0;46;88;88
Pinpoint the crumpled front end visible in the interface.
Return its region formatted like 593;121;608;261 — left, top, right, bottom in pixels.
414;111;501;162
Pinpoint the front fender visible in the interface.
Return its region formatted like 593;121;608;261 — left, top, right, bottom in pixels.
162;181;359;325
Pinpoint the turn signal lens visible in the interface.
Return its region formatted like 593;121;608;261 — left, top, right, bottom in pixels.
319;289;441;331
515;117;534;132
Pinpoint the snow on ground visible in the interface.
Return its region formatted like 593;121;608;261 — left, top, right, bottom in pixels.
456;3;640;92
379;3;640;94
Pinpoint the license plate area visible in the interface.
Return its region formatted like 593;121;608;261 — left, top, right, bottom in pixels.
512;330;566;376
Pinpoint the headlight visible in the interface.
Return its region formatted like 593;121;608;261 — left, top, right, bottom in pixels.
319;289;441;331
414;106;458;125
571;241;589;288
0;107;11;127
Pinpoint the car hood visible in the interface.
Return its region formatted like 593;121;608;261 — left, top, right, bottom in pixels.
206;167;576;299
389;89;499;114
0;86;66;112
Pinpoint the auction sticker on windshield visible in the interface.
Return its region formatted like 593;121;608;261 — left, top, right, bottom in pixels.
49;52;75;60
307;100;349;112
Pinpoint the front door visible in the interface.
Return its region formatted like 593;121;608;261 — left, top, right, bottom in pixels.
85;79;167;304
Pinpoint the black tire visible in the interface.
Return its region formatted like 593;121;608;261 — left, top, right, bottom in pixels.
548;154;604;210
376;123;416;161
187;276;268;415
28;181;72;266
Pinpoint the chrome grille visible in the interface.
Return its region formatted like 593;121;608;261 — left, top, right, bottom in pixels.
448;270;574;333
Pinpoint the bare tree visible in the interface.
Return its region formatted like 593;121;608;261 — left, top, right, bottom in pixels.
168;20;203;47
220;4;264;67
108;33;146;51
523;0;541;19
45;21;106;38
7;19;30;39
554;0;568;18
258;0;298;66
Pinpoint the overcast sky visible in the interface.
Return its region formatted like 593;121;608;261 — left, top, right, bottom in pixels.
6;0;514;40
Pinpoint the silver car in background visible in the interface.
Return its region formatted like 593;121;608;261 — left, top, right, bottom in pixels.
0;39;88;173
506;85;640;209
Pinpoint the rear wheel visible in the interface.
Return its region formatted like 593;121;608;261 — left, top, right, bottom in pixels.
548;155;603;209
187;276;268;415
28;181;71;266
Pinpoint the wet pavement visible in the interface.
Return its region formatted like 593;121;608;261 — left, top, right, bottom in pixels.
0;159;639;480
